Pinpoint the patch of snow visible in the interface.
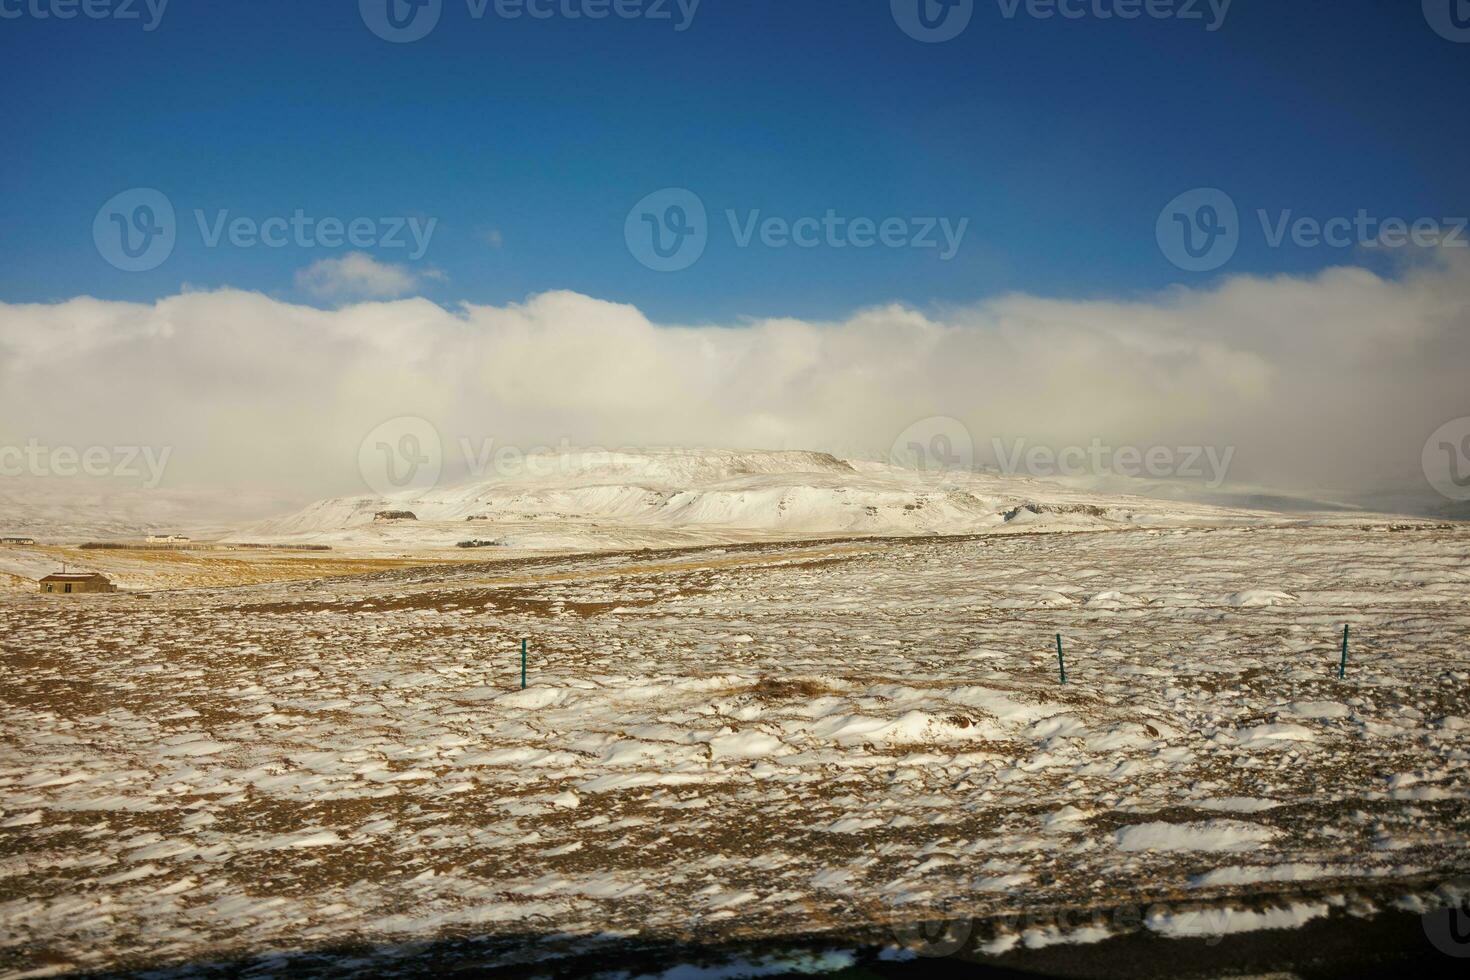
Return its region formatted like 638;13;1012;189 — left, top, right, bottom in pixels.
1145;901;1329;938
1115;820;1279;853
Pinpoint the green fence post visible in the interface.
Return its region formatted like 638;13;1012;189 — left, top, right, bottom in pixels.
521;638;528;690
1338;625;1349;680
1056;634;1066;685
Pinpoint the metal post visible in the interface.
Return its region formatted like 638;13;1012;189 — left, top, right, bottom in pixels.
1339;625;1349;680
1056;634;1066;685
521;638;527;690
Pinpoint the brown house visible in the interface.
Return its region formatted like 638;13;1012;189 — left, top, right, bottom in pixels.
39;573;118;595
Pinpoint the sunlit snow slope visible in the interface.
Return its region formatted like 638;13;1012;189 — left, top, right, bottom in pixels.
247;449;1272;548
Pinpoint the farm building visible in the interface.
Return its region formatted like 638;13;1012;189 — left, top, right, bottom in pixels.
1;536;36;546
39;573;118;595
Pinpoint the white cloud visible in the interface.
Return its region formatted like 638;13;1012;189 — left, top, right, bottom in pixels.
294;252;427;302
1;250;1467;513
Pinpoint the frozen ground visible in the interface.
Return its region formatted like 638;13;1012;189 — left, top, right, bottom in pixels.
2;519;1468;976
1;449;1284;594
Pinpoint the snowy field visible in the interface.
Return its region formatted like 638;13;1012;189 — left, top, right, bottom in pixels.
2;521;1469;976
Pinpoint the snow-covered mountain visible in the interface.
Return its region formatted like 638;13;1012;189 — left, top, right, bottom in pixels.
244;448;1272;549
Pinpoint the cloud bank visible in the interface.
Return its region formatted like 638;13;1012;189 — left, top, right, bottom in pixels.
1;250;1467;515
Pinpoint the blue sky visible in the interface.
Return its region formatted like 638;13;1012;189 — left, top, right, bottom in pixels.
1;0;1466;322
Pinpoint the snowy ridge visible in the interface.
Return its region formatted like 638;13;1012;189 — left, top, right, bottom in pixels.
247;448;1269;547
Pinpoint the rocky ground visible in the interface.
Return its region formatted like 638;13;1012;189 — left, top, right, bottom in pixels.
1;522;1468;977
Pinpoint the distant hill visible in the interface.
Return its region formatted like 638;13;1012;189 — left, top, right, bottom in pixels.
243;448;1271;549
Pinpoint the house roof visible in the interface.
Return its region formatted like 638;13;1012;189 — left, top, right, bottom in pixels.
40;573;110;583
